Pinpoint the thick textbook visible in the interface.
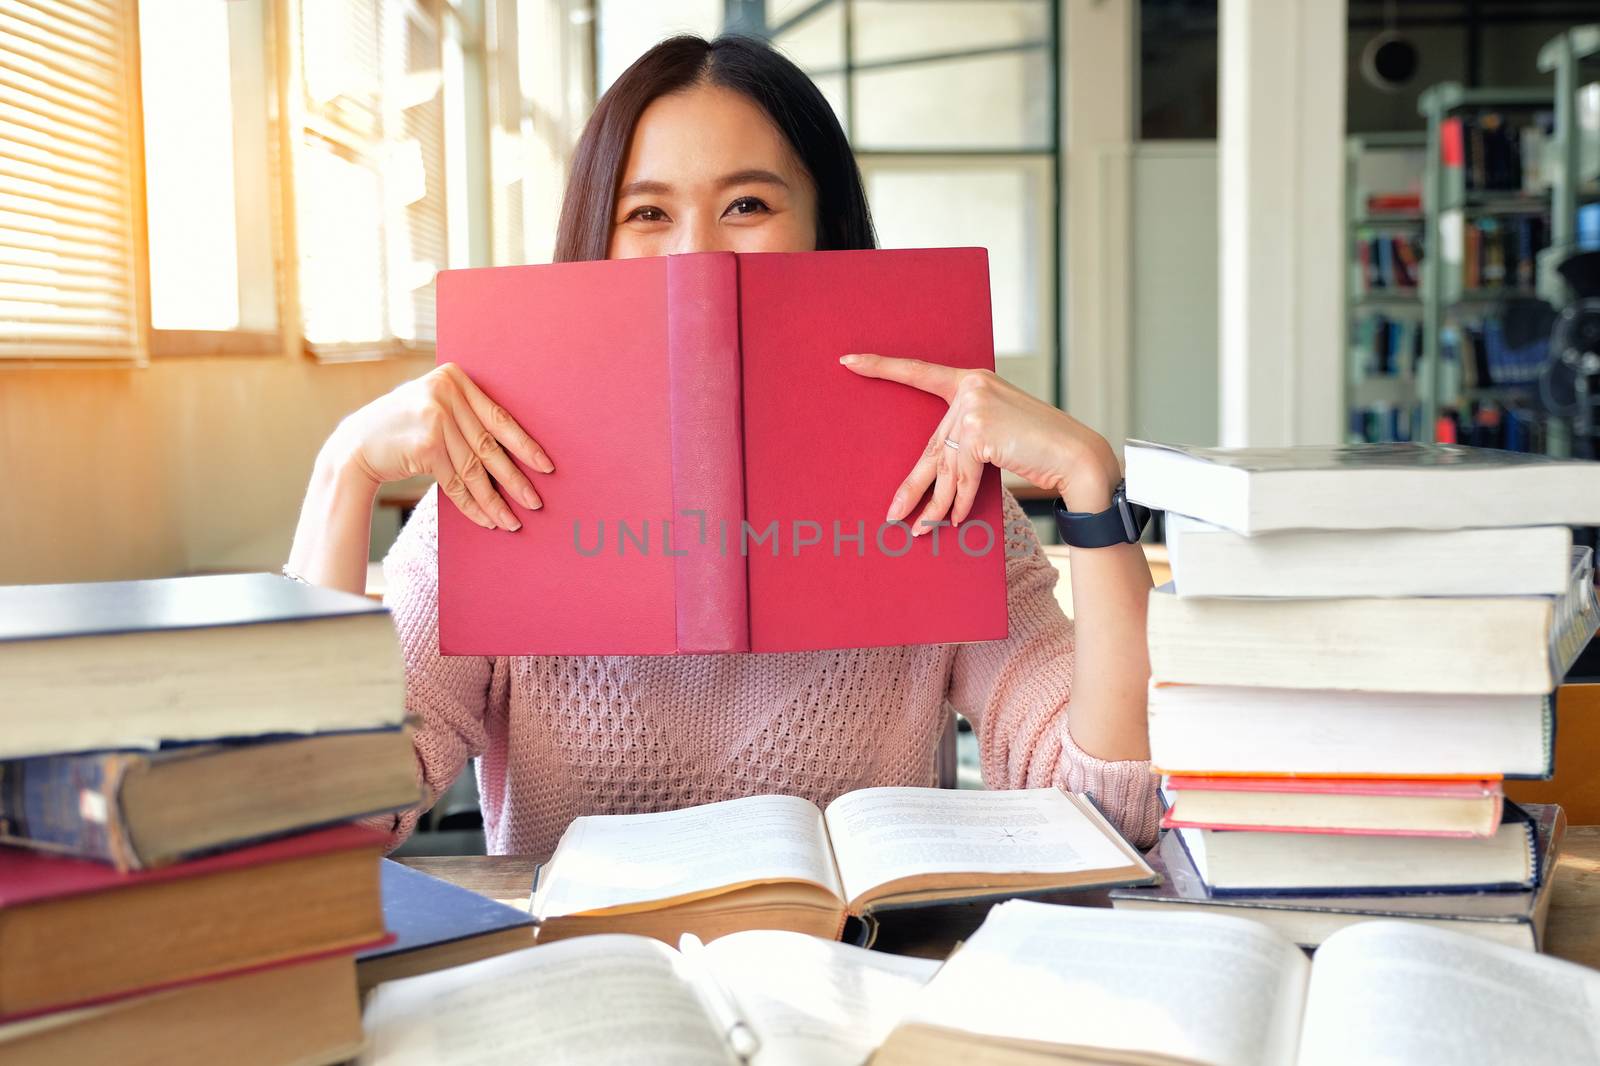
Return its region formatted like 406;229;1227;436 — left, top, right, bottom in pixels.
0;730;419;870
1147;683;1554;778
527;788;1153;945
0;954;363;1066
1170;801;1540;895
358;930;938;1066
1147;547;1599;694
435;248;1009;655
1125;439;1600;535
1163;516;1574;599
1159;775;1504;837
875;899;1600;1066
0;824;388;1020
1110;805;1565;951
0;573;404;759
357;859;536;992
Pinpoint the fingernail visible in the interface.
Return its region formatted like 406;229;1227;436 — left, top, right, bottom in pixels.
840;354;859;364
885;497;902;522
527;496;542;511
522;488;541;509
536;457;554;474
503;514;522;531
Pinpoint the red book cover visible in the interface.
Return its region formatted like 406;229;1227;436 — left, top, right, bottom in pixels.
0;823;385;908
1441;116;1465;167
435;248;1010;655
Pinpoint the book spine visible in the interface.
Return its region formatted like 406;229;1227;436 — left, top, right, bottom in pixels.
666;253;750;653
0;753;142;869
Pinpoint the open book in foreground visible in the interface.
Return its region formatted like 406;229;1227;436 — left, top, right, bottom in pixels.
876;899;1600;1066
358;929;937;1066
529;788;1153;944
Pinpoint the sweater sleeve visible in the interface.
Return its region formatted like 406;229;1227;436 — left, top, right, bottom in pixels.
947;490;1161;850
361;487;501;852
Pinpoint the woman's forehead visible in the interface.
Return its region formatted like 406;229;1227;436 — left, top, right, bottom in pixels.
619;84;804;191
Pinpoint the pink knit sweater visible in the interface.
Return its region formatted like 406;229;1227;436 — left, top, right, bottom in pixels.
373;487;1161;860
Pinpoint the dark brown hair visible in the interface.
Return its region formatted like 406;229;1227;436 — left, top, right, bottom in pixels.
552;34;876;262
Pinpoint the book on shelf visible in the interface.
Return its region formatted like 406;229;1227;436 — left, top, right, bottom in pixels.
0;573;404;760
1148;683;1553;779
1147;547;1598;695
527;788;1153;945
436;248;1008;656
1123;440;1600;535
0;729;420;871
1110;804;1565;951
1159;775;1504;837
0;824;388;1020
357;860;536;993
0;953;363;1066
358;929;938;1066
874;896;1600;1066
1163;516;1573;599
1168;801;1541;896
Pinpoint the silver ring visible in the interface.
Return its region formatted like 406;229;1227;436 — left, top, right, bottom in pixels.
943;437;961;450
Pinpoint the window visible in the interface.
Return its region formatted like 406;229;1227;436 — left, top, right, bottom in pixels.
0;1;147;362
595;0;1062;404
290;0;450;358
139;0;280;356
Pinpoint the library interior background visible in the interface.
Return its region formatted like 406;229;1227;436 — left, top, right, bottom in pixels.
6;0;1600;850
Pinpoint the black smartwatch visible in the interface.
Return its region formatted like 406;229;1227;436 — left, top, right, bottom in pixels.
1053;479;1151;548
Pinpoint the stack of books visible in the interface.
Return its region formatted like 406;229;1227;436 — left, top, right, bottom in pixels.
0;573;419;1065
1111;441;1600;950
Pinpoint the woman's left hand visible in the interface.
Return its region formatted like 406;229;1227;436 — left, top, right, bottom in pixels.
840;353;1123;533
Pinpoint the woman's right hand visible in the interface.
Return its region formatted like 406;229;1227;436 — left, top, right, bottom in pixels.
333;362;553;531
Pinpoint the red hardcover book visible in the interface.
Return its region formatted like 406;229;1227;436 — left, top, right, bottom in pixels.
1161;776;1504;838
1441;116;1465;167
435;248;1010;655
0;824;389;1020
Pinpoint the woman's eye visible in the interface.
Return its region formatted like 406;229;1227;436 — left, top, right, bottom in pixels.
625;206;668;223
724;197;769;217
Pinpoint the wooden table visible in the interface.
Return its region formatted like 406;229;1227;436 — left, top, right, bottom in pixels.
398;824;1600;967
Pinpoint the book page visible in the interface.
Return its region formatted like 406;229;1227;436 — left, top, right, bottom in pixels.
535;794;844;919
897;900;1308;1066
357;935;736;1065
823;787;1136;904
1298;921;1600;1065
702;930;939;1066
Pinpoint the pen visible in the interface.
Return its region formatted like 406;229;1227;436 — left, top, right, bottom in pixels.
678;932;762;1063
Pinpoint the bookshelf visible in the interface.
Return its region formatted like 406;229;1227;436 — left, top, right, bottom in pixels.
1538;24;1600;305
1344;132;1426;444
1417;83;1557;451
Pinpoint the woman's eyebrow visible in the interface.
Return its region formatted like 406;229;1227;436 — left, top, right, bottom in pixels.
716;168;788;190
617;178;671;198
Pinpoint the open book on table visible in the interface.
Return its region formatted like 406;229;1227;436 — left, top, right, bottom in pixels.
529;787;1153;944
357;929;937;1066
876;898;1600;1065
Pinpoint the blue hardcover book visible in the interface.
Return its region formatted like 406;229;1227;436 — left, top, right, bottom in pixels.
358;859;538;991
1170;801;1541;899
1110;803;1565;950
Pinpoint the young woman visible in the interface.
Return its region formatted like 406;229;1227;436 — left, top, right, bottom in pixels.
287;35;1161;857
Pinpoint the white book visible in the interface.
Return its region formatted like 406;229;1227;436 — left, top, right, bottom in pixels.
1164;516;1573;598
1125;439;1600;535
358;930;938;1066
1147;683;1553;778
876;901;1600;1066
1147;548;1598;695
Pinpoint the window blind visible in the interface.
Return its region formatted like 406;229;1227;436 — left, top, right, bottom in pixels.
294;0;446;354
0;0;145;361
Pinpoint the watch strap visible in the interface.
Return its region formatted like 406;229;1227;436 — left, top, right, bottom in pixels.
1053;481;1151;548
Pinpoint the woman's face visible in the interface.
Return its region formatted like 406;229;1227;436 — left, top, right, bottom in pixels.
607;83;819;260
